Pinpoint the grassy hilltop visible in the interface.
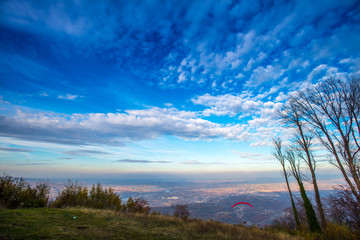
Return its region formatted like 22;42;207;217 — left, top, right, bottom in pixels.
0;208;300;240
1;176;359;239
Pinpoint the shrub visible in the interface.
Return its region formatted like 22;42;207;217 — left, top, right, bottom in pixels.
123;197;150;214
0;175;49;209
51;180;121;211
322;222;358;240
88;183;121;210
51;180;87;208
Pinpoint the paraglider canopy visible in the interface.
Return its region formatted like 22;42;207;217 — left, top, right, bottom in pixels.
231;202;253;208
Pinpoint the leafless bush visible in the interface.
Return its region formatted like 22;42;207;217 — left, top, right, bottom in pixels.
172;204;189;219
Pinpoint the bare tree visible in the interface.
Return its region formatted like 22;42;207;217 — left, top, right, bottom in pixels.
289;77;360;204
272;137;301;230
286;149;322;232
281;102;327;229
172;204;189;219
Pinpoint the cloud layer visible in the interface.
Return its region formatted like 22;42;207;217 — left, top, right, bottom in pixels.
0;107;250;146
0;88;293;148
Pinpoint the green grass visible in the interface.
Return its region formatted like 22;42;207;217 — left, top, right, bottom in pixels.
0;208;302;240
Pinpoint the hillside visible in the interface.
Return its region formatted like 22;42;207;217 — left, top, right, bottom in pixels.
0;208;301;240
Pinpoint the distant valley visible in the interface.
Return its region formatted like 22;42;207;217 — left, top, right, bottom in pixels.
152;193;292;226
27;177;338;227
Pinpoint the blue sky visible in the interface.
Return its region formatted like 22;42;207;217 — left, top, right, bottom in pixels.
0;0;359;179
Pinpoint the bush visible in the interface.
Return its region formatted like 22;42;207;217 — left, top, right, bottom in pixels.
51;180;121;211
123;197;150;214
322;222;358;240
51;180;88;208
0;175;49;209
88;183;121;210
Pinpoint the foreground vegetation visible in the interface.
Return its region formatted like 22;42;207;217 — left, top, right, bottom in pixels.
0;207;300;240
2;175;359;239
0;175;300;239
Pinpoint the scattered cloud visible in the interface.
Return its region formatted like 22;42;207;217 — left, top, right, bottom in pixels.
180;160;227;165
236;152;265;160
62;150;109;156
0;147;32;152
0;96;10;104
16;162;55;166
192;93;262;117
114;159;172;164
306;64;328;82
39;92;49;97
245;65;284;87
181;160;203;165
57;94;80;100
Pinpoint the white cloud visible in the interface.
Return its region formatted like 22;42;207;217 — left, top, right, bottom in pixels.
1;92;292;149
192;94;262;117
256;51;267;62
245;65;284;87
39;92;49;97
235;151;263;160
181;160;202;164
306;64;327;82
339;58;351;64
190;92;291;147
235;73;244;79
0;96;10;104
244;58;255;71
0;106;248;146
178;72;186;83
275;92;287;102
57;94;79;100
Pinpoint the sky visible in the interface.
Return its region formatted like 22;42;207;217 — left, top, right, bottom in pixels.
0;0;359;179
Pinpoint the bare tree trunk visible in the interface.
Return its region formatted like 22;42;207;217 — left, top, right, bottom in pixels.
296;127;327;229
309;167;326;229
284;165;301;230
272;138;301;230
281;100;327;229
286;149;322;233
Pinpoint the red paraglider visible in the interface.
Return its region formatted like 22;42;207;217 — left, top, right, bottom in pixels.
231;202;253;208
